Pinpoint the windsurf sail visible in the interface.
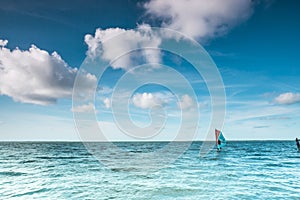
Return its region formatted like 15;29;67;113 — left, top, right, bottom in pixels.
215;129;226;150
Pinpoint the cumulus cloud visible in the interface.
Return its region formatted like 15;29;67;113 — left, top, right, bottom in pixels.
178;94;195;110
144;0;254;40
0;40;96;105
132;92;169;109
71;103;96;113
84;24;161;70
84;1;258;70
103;98;111;108
0;39;8;47
274;92;300;105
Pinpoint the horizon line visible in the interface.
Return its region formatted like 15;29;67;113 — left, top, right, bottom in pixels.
0;139;295;143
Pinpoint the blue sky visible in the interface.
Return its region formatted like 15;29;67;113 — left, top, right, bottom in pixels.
0;0;300;141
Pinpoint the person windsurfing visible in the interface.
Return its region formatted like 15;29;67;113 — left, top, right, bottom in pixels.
215;129;226;151
296;138;300;151
217;139;221;150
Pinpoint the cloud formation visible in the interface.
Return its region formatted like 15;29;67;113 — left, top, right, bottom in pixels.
84;1;258;70
0;40;96;105
178;94;195;110
274;92;300;105
72;103;96;113
84;24;161;70
144;0;254;40
103;98;111;109
132;92;168;109
0;39;8;47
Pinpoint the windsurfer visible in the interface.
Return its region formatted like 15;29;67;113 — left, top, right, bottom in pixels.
217;139;221;151
215;129;226;151
296;138;300;150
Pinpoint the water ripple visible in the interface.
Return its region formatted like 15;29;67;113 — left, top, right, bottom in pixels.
0;141;299;199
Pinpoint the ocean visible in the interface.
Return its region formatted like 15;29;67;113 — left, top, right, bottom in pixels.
0;141;299;199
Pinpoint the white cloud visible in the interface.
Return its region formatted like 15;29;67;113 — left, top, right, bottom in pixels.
84;0;257;71
103;98;111;108
97;86;113;95
178;94;195;110
71;103;96;113
144;0;254;40
84;24;161;70
0;40;96;105
132;92;168;109
0;39;8;47
274;92;300;105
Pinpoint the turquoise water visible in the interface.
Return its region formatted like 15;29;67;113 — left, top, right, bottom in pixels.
0;141;299;199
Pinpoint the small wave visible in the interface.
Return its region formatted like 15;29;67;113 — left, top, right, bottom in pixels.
286;155;300;159
49;173;63;178
156;186;199;195
36;156;82;160
110;166;157;172
0;171;26;176
129;150;144;153
12;188;50;197
248;156;274;161
264;163;283;167
110;167;141;172
19;160;36;164
253;153;264;156
79;153;93;156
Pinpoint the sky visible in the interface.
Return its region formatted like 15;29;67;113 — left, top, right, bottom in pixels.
0;0;300;141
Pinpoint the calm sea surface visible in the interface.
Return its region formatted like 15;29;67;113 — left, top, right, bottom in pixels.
0;141;299;199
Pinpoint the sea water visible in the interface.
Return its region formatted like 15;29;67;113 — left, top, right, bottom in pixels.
0;141;299;199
